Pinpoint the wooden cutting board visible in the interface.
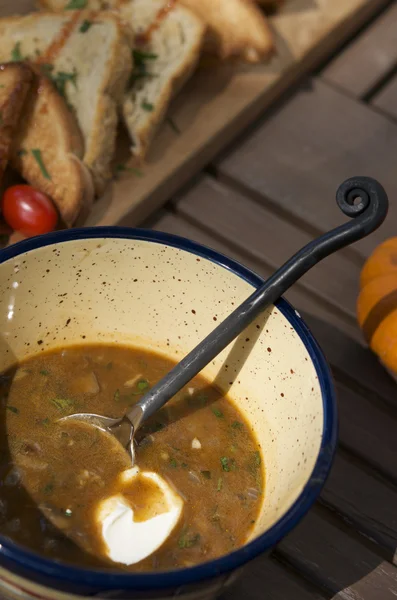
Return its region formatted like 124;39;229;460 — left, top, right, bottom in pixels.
2;0;390;236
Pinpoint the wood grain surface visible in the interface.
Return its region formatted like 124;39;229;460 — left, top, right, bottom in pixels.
81;0;389;228
323;1;397;98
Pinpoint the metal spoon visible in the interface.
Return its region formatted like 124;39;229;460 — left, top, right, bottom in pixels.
60;176;388;464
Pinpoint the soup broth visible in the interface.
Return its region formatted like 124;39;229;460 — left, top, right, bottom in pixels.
0;345;263;571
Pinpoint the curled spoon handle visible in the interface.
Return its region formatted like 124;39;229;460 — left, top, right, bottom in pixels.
127;176;388;427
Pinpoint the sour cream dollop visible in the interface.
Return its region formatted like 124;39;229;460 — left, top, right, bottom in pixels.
96;466;183;565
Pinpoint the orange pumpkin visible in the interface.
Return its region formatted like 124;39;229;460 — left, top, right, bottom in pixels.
358;237;397;374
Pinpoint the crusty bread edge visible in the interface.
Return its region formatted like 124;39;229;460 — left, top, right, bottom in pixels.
0;63;33;182
122;14;206;160
0;11;132;198
11;74;94;226
181;0;275;63
29;67;85;159
71;155;95;226
81;12;133;195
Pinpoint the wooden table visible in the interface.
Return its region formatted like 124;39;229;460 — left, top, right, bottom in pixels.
140;2;397;598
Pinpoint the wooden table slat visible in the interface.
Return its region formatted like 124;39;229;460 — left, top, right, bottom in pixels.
322;1;397;98
301;313;397;410
278;509;397;600
371;73;397;120
172;176;361;322
322;452;397;564
334;379;397;484
221;555;326;600
216;78;397;259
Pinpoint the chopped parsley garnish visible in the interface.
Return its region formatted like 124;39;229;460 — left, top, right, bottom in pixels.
141;100;154;112
6;406;19;414
220;457;230;472
169;458;177;468
40;64;77;98
52;70;78;98
130;49;158;86
137;379;149;391
40;369;49;376
220;457;236;472
64;508;73;517
181;462;188;469
134;49;158;63
212;408;223;418
80;19;92;33
217;477;223;492
201;470;211;479
125;379;150;397
51;398;73;411
231;421;243;430
65;0;87;8
178;531;200;549
41;418;50;426
31;149;51;180
114;389;120;401
11;42;23;62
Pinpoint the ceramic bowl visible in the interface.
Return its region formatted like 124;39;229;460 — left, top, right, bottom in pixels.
0;227;337;600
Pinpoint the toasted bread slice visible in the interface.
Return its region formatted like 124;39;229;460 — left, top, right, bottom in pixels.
39;0;273;63
10;70;94;226
120;0;206;159
0;63;33;184
37;0;206;160
180;0;274;63
0;10;132;195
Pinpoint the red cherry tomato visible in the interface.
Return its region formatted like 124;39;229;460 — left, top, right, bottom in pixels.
2;185;58;237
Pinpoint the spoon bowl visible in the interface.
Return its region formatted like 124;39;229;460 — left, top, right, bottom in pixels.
58;409;140;462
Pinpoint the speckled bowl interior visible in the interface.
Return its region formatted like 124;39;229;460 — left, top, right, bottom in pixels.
0;230;336;596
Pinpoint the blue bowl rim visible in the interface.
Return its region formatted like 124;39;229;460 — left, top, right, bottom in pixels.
0;226;338;591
